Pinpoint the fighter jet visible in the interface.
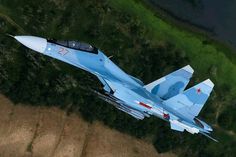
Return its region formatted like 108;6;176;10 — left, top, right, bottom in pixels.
11;35;217;142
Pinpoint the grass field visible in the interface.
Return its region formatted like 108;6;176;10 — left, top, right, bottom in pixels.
109;0;236;93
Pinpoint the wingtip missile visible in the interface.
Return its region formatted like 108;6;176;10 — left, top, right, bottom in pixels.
201;132;219;142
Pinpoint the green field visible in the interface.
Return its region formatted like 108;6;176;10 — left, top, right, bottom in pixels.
0;0;236;156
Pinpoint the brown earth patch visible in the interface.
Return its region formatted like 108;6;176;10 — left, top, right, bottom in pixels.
0;94;175;157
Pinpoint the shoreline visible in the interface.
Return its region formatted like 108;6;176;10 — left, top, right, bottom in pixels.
141;0;236;54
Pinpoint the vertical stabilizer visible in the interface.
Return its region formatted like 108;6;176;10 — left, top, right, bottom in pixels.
163;79;214;120
144;65;194;100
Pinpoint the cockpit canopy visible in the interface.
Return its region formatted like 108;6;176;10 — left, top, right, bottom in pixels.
48;39;98;54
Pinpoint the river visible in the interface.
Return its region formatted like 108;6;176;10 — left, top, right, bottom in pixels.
147;0;236;48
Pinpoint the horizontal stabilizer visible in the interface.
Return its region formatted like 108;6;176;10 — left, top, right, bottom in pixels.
164;79;214;120
144;65;194;100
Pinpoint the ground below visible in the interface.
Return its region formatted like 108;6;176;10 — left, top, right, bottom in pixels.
0;94;175;157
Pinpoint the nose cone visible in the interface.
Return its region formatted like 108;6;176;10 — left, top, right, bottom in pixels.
14;36;47;53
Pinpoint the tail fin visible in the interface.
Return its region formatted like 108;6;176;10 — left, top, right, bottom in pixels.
163;79;214;120
144;65;194;100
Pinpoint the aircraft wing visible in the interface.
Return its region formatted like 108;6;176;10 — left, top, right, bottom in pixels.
144;65;194;100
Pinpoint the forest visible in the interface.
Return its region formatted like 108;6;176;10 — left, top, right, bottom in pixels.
0;0;236;156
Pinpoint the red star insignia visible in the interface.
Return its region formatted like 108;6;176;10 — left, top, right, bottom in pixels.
197;88;201;94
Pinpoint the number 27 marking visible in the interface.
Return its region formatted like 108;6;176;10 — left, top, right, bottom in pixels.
58;47;69;56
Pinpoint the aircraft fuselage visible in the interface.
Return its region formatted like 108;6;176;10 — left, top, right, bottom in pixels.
12;36;215;140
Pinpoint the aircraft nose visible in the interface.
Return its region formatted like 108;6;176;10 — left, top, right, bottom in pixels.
14;35;47;53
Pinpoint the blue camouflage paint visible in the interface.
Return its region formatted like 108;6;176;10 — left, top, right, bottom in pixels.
151;84;160;95
147;66;193;100
13;35;216;141
172;69;192;79
162;81;185;99
185;88;209;104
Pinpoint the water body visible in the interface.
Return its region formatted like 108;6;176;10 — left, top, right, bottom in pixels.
148;0;236;48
